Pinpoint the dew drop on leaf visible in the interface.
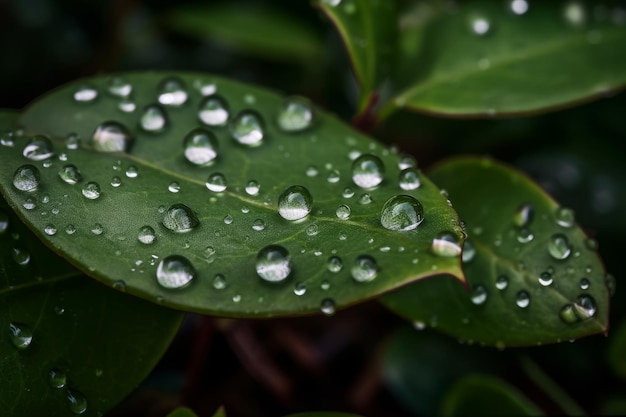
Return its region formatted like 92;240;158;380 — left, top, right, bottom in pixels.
212;274;226;290
548;233;572;260
515;290;531;308
44;224;57;236
23;135;54;161
342;187;355;198
118;98;136;113
65;224;77;235
13;164;41;192
256;245;292;283
11;247;30;266
90;223;104;235
138;226;157;244
470;284;488;305
327;256;343;273
81;182;101;200
107;76;132;97
538;271;554;287
495;275;509;290
380;195;424;231
351;154;385;188
198;95;229;126
48;368;67;389
351;255;378;283
462;239;476;263
559;295;597;323
230;110;264;146
278;185;313;221
206;173;227;192
112;280;126;291
139;104;168;132
125;166;138;178
252;219;266;231
66;388;88;415
398;168;421;190
111;176;122;187
168;182;180;193
431;232;462;257
513;202;533;228
580;278;590;290
58;164;82;185
294;282;307;296
158;76;188;106
320;298;336;316
470;16;491;36
8;322;33;349
73;85;98;103
335;204;350;220
245;180;261;196
183;128;219;166
156;255;196;289
162;204;199;233
327;169;341;183
277;96;314;132
517;228;534;243
91;121;134;153
555;207;575;228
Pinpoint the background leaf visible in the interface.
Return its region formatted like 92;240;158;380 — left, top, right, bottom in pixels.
382;156;609;346
440;374;544;417
315;0;397;112
383;1;626;118
608;318;626;380
0;71;463;317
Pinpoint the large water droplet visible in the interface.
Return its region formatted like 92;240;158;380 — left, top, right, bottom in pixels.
82;182;101;200
58;164;82;185
278;185;313;221
23;135;54;160
351;154;384;188
230;110;264;146
515;290;530;308
206;173;227;192
8;322;33;349
48;368;67;389
351;255;378;283
140;104;168;132
156;255;196;289
198;95;229;126
277;96;314;132
256;245;292;283
245;180;260;196
380;195;424;231
66;388;88;414
548;233;571;260
138;226;157;244
183;128;219;166
13;165;41;192
399;168;421;190
320;298;336;316
73;85;98;103
559;294;597;323
470;285;488;305
158;76;188;106
163;204;199;233
92;121;134;152
431;232;462;257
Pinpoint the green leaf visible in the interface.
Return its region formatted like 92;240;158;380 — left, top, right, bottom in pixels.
0;196;183;415
0;72;463;317
166;406;200;417
383;1;626;118
315;0;397;111
440;374;544;417
166;3;323;62
382;156;609;346
608;318;626;379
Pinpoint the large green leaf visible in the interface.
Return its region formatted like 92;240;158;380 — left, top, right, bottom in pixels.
0;178;183;415
382;157;609;346
382;1;626;118
315;0;397;111
0;72;463;317
440;374;544;416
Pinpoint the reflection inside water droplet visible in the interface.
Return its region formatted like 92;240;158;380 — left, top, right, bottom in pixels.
256;245;292;283
156;255;196;289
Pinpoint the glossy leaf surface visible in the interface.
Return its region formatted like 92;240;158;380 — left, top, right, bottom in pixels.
384;1;626;118
316;0;397;110
0;72;463;317
440;374;543;416
382;157;609;346
0;186;183;415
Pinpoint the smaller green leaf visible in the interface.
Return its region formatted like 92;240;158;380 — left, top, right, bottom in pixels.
166;406;200;417
608;318;626;379
166;4;323;62
315;0;397;111
382;157;609;346
440;374;544;417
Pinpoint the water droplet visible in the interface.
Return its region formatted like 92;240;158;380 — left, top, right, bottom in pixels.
156;255;196;289
113;280;126;291
82;182;101;200
342;187;355;198
515;290;530;308
232;294;241;303
65;133;80;150
462;239;476;263
140;104;168;132
211;274;227;290
357;193;372;205
92;121;134;152
194;79;217;96
198;95;229;126
580;278;590;290
11;247;30;266
278;185;313;221
495;275;509;290
320;298;336;316
351;255;378;283
538;272;554;287
168;182;181;193
230;110;264;146
327;256;343;273
23;197;36;210
223;214;233;225
163;204;199;233
256;245;292;283
44;224;57;235
206;173;227;192
306;165;319;177
513;203;533;228
510;0;529;15
548;233;571;260
399;168;421;190
90;223;104;235
73;85;98;103
8;322;33;349
111;176;122;187
48;368;67;389
65;224;77;235
327;169;341;183
183;128;219;166
58;164;82;185
560;294;597;323
125;166;138;178
138;226;157;244
380;195;424;231
277;96;314;132
336;204;350;220
241;181;259;197
470;285;488;305
23;135;54;161
66;388;88;414
555;207;575;227
470;16;491;35
294;282;307;296
517;228;534;244
352;154;384;188
13;165;41;192
564;1;586;27
252;219;266;231
158;76;188;106
107;76;132;97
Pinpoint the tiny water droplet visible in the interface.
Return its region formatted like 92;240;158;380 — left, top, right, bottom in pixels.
82;182;101;199
65;224;77;235
197;94;229;126
559;294;597;323
352;154;385;188
138;226;157;244
140;104;168;132
515;290;531;308
65;133;80;150
517;228;534;243
58;164;82;185
431;232;461;257
156;255;196;289
252;219;266;231
158;76;188;106
548;233;571;260
107;76;132;97
278;185;313;221
342;187;355;198
66;388;88;414
294;282;307;296
256;245;292;283
470;285;488;305
230;110;264;146
351;255;378;283
306;224;319;236
48;368;67;389
183;128;219;166
399;168;421;190
320;280;330;290
277;96;314;132
111;176;122;187
580;278;590;290
336;204;350;220
92;121;134;152
223;214;233;225
13;165;41;191
495;275;509;290
0;211;8;234
44;224;57;235
168;182;180;193
327;169;341;183
538;272;554;287
358;193;372;205
245;180;260;196
555;207;575;227
118;98;136;113
327;256;343;273
306;165;319;177
23;197;36;210
380;195;424;231
513;203;533;228
212;274;227;290
320;298;336;316
162;204;199;233
73;85;98;102
8;322;33;349
206;173;227;192
462;239;476;263
90;223;104;235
